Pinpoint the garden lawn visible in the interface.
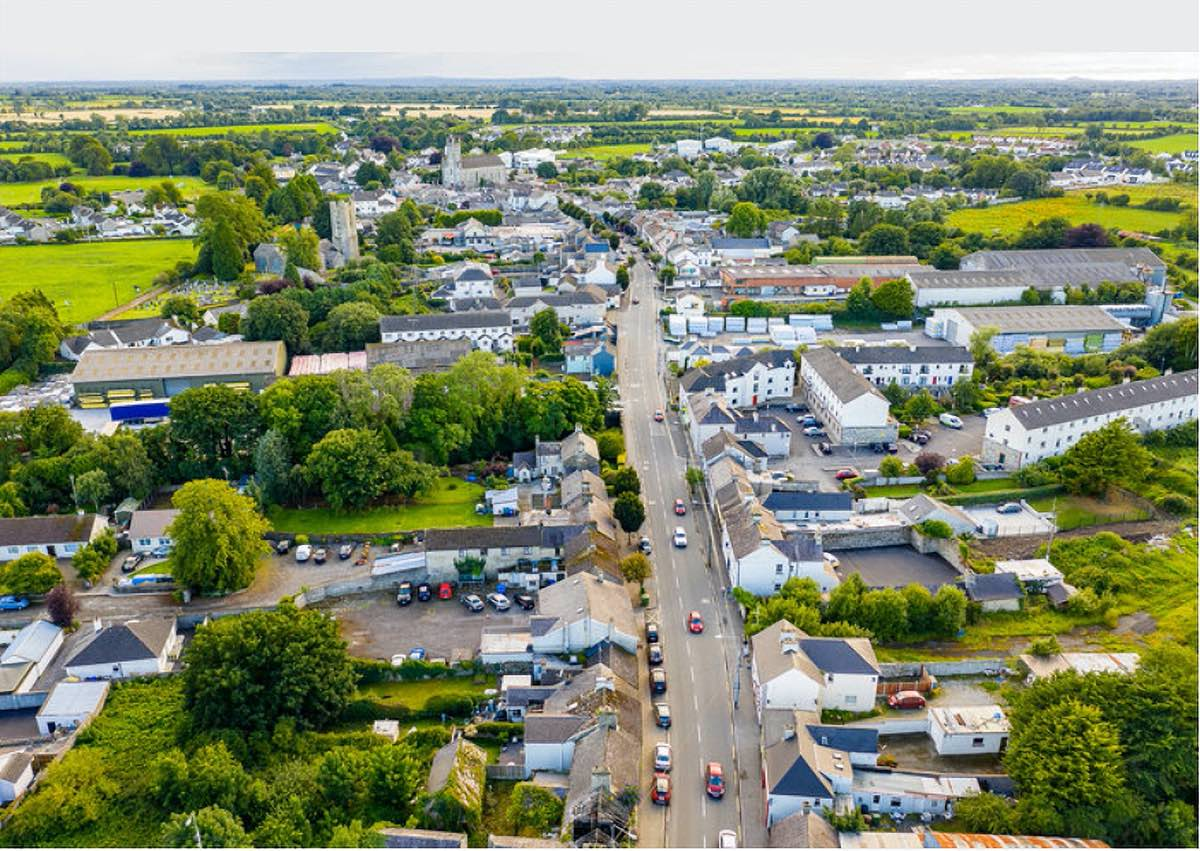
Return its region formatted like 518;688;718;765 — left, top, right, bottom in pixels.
0;174;209;207
1128;133;1200;154
559;143;651;161
946;190;1190;238
864;477;1019;499
1027;492;1151;531
127;121;340;137
357;677;492;712
0;238;197;323
266;479;488;534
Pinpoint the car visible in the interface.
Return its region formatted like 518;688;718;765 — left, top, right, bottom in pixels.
408;647;426;661
803;426;826;437
887;690;927;710
870;442;887;454
654;703;672;728
515;594;536;610
799;415;818;426
461;594;484;612
396;582;413;606
639;536;653;555
673;527;688;548
416;583;432;602
717;829;738;848
651;772;671;805
275;539;291;555
653;410;665;422
687;611;704;633
980;462;1004;472
648;643;663;665
674;498;687;516
632;295;640;304
0;595;29;611
834;468;859;480
150;545;172;559
939;413;964;429
313;548;327;564
486;592;511;611
121;553;144;574
651;668;667;694
818;442;833;455
438;582;454;600
338;543;354;560
646;622;659;643
654;742;672;772
705;762;725;799
823;552;840;569
294;544;312;563
913;429;932;445
885;442;899;454
996;502;1023;514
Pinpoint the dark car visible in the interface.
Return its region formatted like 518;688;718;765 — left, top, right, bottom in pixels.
870;442;887;454
913;429;932;445
818;442;833;455
121;553;144;574
996;502;1023;514
416;583;432;601
338;543;354;560
515;594;536;610
651;668;667;694
885;442;899;454
648;643;663;665
646;622;659;643
396;582;413;606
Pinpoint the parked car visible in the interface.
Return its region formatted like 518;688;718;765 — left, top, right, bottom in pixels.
396;582;413;606
717;829;738;848
515;594;536;610
799;415;818;426
461;594;484;612
885;442;899;454
651;772;671;805
338;543;354;560
834;468;859;480
121;553;144;574
416;583;432;602
674;498;687;516
654;410;665;422
887;690;926;710
0;595;29;611
639;536;653;555
313;548;327;564
408;647;426;661
996;502;1023;514
818;442;833;455
646;622;659;643
486;592;511;611
150;545;172;559
648;643;663;665
275;539;291;555
705;762;725;799
983;406;1003;417
687;611;704;634
981;462;1004;472
294;544;312;563
803;426;826;437
654;703;672;728
651;668;667;694
784;402;806;413
438;582;454;600
673;527;688;548
823;552;840;569
939;413;964;429
654;742;672;772
912;429;932;445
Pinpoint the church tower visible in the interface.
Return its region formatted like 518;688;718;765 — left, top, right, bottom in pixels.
442;136;463;188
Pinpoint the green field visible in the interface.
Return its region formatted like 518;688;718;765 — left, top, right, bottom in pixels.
1129;133;1199;154
0;174;209;207
128;121;339;137
946;105;1057;116
559;143;652;161
0;151;72;167
1027;493;1151;530
266;479;489;534
947;189;1191;237
357;677;491;711
0;141;28;150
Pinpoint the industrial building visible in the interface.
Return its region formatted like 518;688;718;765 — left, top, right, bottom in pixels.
924;306;1129;354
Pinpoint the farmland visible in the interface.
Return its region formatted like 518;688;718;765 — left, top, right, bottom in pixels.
0;174;209;207
559;143;652;161
1128;133;1200;154
0;239;196;323
128;121;340;137
0;151;72;167
946;189;1192;237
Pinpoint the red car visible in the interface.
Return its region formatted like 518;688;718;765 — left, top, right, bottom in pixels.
674;498;687;516
887;690;926;710
651;772;671;805
834;468;859;481
687;611;704;634
437;582;453;600
654;410;665;422
705;762;725;799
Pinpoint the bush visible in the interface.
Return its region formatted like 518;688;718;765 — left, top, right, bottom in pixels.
944;484;1064;507
945;457;977;486
1155;493;1196;516
1027;636;1061;657
423;695;477;718
915;519;953;539
468;721;523;740
294;534;309;546
1014;465;1058;487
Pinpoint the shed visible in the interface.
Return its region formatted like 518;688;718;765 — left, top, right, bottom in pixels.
964;572;1022;612
36;679;110;736
0;750;34;803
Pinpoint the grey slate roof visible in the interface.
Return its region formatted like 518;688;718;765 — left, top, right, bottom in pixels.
1009;370;1197;430
66;618;174;668
834;345;973;366
423;524;585;552
773;535;823;562
712;237;770;250
806;724;879;754
801;347;884;404
797;637;880;675
381;828;468;848
965;572;1023;602
380;310;510;333
0;514;99;548
524;713;589;744
679;349;795;394
762;490;853;513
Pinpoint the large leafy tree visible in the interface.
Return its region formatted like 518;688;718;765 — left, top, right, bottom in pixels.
869;277;914;318
181;602;356;732
167;479;268;593
259;374;350;461
529;308;564;355
0;552;61;596
168;385;263;477
278;226;321;271
242;295;310;355
160;806;249;848
320;301;382;352
613;492;645;535
860;223;910;256
305;428;390;511
725;201;767;238
195;193;268;278
253;429;294;507
1059;418;1151;497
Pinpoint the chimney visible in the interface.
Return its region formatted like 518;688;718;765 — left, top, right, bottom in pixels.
591;767;612;793
783;726;796;741
779;630;799;654
597;709;618;730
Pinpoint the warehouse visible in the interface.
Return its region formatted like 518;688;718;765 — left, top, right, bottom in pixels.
69;341;286;404
924;305;1129;354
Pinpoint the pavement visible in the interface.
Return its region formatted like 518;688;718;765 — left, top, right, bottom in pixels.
621;258;766;849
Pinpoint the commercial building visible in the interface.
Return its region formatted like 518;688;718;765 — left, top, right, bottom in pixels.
833;345;974;393
799;348;896;446
960;246;1167;286
378;311;514;353
982;370;1198;469
69;341;286;403
925;306;1129;354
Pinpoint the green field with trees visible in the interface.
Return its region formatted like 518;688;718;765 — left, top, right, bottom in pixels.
0;174;208;206
127;121;340;137
267;478;488;534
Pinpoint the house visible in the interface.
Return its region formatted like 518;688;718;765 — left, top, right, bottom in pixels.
422;524;587;582
751;620;880;716
850;770;979;818
507;292;606;329
484;487;519;517
673;292;706;315
701;429;770;474
253;243;286;275
563;339;615;377
678;350;796;409
60;317;192;362
0;514;106;562
963;572;1023;612
896;494;978;536
0;620;63;687
761;707;858;826
35;679;110;736
529;573;639;655
513;427;601;481
928;705;1010;756
495;674;558;723
762;490;854;524
833;346;974;393
69;341;286;401
924;306;1128;355
982;370;1198;469
378;311;514;353
686;393;793;458
799;348;897;446
431;265;496;302
766;810;840;849
0;750;34;803
63;618;177;679
128;509;178;554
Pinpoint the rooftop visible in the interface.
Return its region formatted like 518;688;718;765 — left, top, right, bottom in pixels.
929;704;1010;735
70;341;285;384
938;305;1127;335
1005;370;1197;431
801;347;885;405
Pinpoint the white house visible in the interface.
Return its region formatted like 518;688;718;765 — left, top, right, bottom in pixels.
686;393;792;457
524;713;590;772
982;370;1197;469
378;310;513;353
128;509;178;555
850;770;980;818
673;292;706;316
0;514;106;562
432;266;496;301
422;524;587;582
761;490;854;524
0;620;64;688
800;348;896;446
675;139;703;158
710;237;772;264
59;318;191;362
529;573;639;655
751;620;880;717
928;705;1010;756
63;618;177;680
506;292;606;329
833;345;974;393
0;750;34;803
35;679;111;736
579;260;617;287
679;349;796;409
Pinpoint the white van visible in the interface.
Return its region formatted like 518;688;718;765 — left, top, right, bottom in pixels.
939;413;964;429
295;544;313;562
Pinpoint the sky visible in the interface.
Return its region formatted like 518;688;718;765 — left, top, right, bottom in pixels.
1;0;1197;82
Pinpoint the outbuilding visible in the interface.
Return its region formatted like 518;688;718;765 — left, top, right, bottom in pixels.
928;704;1010;755
35;679;110;736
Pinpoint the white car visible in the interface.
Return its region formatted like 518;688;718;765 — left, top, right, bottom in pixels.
654;742;672;772
822;552;840;569
803;426;826;437
718;830;738;849
982;406;1003;417
939;413;964;429
486;592;511;611
672;527;688;548
294;544;312;562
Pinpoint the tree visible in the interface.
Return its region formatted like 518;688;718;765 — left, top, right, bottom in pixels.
928;241;963;270
329;821;384;848
322;301;382;352
305;428;389;511
242;295;310;356
902;390;939;424
955;792;1018;834
167;479;268;593
931;585;967;636
685;466;705;494
845;279;874;317
375;211;414;264
506;782;565;835
45;583;79;627
529;308;564;355
615;265;630;290
860;223;909;256
726;201;767;238
355;161;390;187
1059;419;1151;497
869;278;913;318
608;466;640;497
74;468;110;512
182;602;356;732
195;193;268;278
168;385;263;477
878;455;904;478
597;431;624;465
535;161;558;180
72;545;107;584
159;295;201;328
914;451;946;480
209;219;244;281
161;806;250;848
0;552;61;596
811;131;835;149
253;429;293;507
945;456;976;486
613;492;646;535
968;325;999;367
278;226;321;271
1064;222;1111;248
619;553;651;592
857;588;909;642
949;379;982;414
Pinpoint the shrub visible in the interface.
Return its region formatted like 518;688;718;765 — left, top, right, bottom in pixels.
468;721;523;740
915;519;953;539
1027;636;1061;657
945;457;977;486
295;534;309;546
1155;493;1195;516
423;695;477;718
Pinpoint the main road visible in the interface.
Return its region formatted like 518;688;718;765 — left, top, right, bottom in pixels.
617;257;767;848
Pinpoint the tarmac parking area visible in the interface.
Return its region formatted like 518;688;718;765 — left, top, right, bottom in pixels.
834;546;961;590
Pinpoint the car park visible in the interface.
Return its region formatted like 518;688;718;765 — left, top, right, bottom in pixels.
705;762;725;799
996;502;1023;514
0;595;29;611
639;536;653;555
294;544;312;563
673;527;688;548
651;668;667;694
275;539;291;555
313;548;327;564
654;743;672;772
416;583;432;601
887;690;926;710
646;622;659;643
486;592;511;611
654;703;672;728
687;611;704;633
648;643;663;665
651;772;671;805
515;594;535;610
939;413;964;429
338;543;354;560
121;553;144;573
396;582;413;605
461;594;484;612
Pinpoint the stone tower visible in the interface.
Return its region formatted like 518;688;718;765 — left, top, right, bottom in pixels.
329;199;360;262
442;136;463;188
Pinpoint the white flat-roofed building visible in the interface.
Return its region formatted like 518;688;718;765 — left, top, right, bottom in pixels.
925;305;1128;354
928;705;1010;755
36;679;111;736
992;558;1064;588
850;770;980;817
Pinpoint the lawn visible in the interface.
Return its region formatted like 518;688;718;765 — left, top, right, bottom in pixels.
0;174;209;207
128;121;340;137
0;238;197;323
357;676;492;711
864;477;1019;499
266;478;489;534
946;190;1191;238
559;143;652;161
1129;133;1200;154
0;151;72;167
1027;492;1151;531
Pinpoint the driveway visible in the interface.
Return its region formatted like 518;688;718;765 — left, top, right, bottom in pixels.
834;546;961;590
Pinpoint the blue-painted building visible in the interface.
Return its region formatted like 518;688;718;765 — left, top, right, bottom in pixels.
564;340;615;377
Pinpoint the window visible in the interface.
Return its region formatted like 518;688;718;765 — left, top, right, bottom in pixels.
845;695;856;705
891;798;902;808
972;737;985;748
775;564;784;575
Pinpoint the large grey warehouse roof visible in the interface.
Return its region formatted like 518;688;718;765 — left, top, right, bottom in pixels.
943;305;1127;334
70;341;285;384
908;269;1030;289
1010;370;1197;430
961;247;1165;271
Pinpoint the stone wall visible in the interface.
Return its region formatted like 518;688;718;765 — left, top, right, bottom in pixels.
820;525;910;550
879;659;1007;678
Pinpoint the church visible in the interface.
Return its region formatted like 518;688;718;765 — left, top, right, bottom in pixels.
441;136;507;189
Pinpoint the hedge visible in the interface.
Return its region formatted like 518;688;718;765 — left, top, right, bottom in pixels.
353;657;474;685
943;484;1064;507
